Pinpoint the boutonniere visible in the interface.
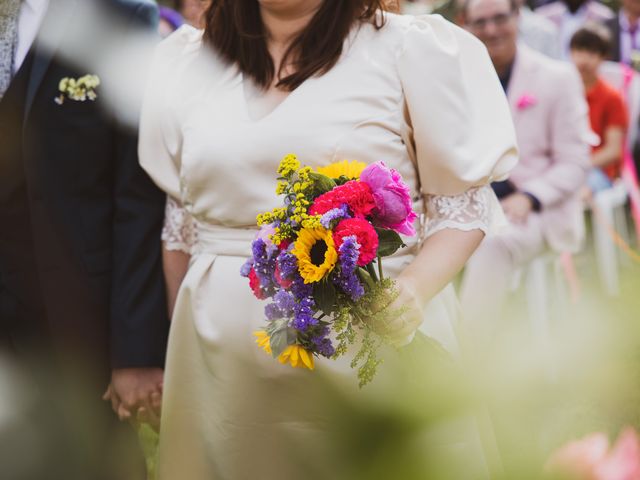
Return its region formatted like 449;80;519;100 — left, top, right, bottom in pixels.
516;93;537;111
55;74;100;105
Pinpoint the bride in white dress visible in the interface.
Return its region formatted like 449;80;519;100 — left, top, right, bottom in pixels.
139;1;518;478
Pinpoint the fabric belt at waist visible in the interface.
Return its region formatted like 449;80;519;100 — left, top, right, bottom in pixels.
192;221;422;259
193;221;257;258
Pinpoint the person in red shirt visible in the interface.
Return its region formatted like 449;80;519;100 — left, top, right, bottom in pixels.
570;24;629;193
570;23;629;192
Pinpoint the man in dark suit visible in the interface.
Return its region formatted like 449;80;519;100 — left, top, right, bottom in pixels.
0;0;168;477
604;15;621;62
604;0;640;67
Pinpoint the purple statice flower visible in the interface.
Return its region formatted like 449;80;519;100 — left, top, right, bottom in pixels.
333;235;365;301
265;303;283;321
273;290;296;317
292;296;318;332
277;250;298;280
313;335;336;358
278;249;314;301
320;204;350;229
311;326;335;358
240;259;253;277
251;238;277;292
339;235;360;271
290;276;313;301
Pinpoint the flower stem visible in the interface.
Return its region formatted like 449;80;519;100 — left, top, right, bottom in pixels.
365;263;379;283
377;256;384;281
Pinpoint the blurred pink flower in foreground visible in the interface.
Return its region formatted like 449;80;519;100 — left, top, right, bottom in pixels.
547;428;640;479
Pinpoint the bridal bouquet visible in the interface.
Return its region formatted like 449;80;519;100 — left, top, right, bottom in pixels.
241;155;418;386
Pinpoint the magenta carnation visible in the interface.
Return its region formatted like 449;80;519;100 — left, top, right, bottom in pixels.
333;218;379;267
308;181;376;219
360;161;418;236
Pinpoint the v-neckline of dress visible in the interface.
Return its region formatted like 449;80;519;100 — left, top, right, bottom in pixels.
239;72;314;123
235;20;363;123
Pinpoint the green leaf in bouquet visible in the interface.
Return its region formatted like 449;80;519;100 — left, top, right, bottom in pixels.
375;228;406;257
365;262;379;283
334;175;352;186
309;172;336;195
270;326;296;358
313;278;337;315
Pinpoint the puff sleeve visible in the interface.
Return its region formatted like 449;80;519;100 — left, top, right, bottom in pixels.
397;15;518;236
138;26;197;200
139;27;202;252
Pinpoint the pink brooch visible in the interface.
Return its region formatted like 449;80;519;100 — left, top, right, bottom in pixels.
517;93;537;110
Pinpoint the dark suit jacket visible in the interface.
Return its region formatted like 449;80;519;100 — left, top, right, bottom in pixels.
0;0;169;377
605;15;621;62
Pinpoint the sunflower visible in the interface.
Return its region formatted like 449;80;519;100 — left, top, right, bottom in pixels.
292;227;338;283
254;331;315;370
254;330;272;354
278;344;315;370
317;160;367;180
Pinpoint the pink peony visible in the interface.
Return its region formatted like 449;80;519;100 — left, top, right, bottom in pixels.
360;161;418;236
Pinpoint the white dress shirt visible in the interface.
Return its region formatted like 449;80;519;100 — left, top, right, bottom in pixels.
519;7;561;60
15;0;49;73
559;4;588;59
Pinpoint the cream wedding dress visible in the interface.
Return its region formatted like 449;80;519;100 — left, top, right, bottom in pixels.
139;12;517;480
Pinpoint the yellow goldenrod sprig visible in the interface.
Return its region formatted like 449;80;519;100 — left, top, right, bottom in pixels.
277;154;301;178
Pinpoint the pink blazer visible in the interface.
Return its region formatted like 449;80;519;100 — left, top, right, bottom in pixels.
507;44;591;252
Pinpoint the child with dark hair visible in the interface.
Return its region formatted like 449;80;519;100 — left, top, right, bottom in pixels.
571;23;629;192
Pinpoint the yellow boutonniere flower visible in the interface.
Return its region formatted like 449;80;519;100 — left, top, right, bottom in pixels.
55;74;101;105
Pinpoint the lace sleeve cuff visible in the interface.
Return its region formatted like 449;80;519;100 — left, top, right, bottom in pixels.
162;197;197;254
424;185;506;238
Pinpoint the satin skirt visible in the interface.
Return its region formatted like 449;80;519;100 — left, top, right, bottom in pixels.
157;226;488;479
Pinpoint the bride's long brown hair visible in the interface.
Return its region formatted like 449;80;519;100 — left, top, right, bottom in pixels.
203;0;395;91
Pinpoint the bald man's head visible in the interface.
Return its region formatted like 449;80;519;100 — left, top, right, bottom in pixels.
461;0;519;73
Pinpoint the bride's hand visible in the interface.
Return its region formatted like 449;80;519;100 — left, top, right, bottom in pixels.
371;277;424;347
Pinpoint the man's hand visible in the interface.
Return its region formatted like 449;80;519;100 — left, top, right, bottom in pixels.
501;192;534;224
103;368;163;430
